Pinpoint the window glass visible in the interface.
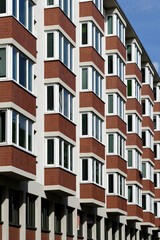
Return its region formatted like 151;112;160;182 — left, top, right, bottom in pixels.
19;0;26;26
64;38;68;66
0;112;5;142
154;174;157;187
96;117;99;140
82;68;88;89
41;199;49;231
108;134;114;153
47;86;54;111
142;195;146;210
153;87;157;101
77;211;83;238
108;16;113;34
108;95;113;113
154;144;157;159
82;114;88;135
9;190;19;225
19;115;26;148
127;80;132;96
19;54;26;88
28;61;32;91
47;0;54;5
0;0;6;13
64;90;68;117
13;48;17;80
66;207;73;236
128;150;132;167
96;161;99;184
108;174;113;193
59;86;62;113
47;33;54;58
96;217;101;240
142;163;146;178
26;194;35;228
82;24;88;45
142;131;146;146
142;68;145;83
127;45;131;61
59;139;62;165
0;48;6;77
28;121;32;151
128;115;132;132
28;1;32;32
153;116;156;129
55;204;62;233
154;202;157;216
128;186;132;202
82;159;88;181
70;95;73;121
142;100;145;115
108;56;113;74
47;139;54;164
12;111;17;144
64;142;68;169
64;0;68;16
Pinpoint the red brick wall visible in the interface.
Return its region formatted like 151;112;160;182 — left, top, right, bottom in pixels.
80;47;104;73
80;92;104;116
142;116;154;132
126;63;142;82
0;224;2;240
44;8;75;42
106;36;126;60
127;205;143;219
41;232;49;240
0;146;36;175
107;196;127;212
143;212;155;225
0;17;36;57
44;114;76;141
55;234;62;240
154;102;160;112
9;226;20;240
106;156;127;174
142;148;154;162
154;131;160;142
106;76;126;98
80;183;105;203
126;169;143;184
106;116;126;136
141;85;154;102
44;61;75;91
155;189;160;199
80;138;105;160
126;99;142;116
79;2;104;31
143;180;155;194
126;134;142;151
26;229;36;240
155;218;160;228
45;168;76;191
67;237;73;240
155;160;160;170
0;81;36;116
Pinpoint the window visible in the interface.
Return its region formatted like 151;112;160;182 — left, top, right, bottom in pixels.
154;202;157;216
93;0;102;12
154;174;157;187
142;99;153;119
142;131;146;146
77;211;83;238
127;114;141;136
66;207;73;236
55;204;62;234
127;80;132;96
82;68;88;89
142;163;146;178
127;45;132;61
12;0;33;32
0;111;6;143
107;16;113;34
0;0;6;13
142;68;145;83
12;111;33;152
142;130;153;150
59;0;73;21
57;138;73;171
87;215;94;240
0;48;6;77
47;139;54;164
82;114;88;135
117;134;125;158
82;23;88;45
153;87;157;101
128;186;132;203
142;195;146;210
108;134;114;153
59;86;73;121
116;15;125;44
154;144;157;159
128;115;132;132
47;32;54;58
141;67;153;89
47;86;54;111
41;199;49;231
12;47;33;92
108;174;114;193
9;189;20;225
108;55;113;74
26;194;35;228
96;217;101;240
47;0;54;5
127;150;132;167
81;158;103;186
108;95;113;113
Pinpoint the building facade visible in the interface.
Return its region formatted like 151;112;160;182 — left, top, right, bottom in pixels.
0;0;160;239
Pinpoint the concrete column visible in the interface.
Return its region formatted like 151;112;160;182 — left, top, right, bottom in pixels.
92;215;96;240
62;207;66;240
49;201;54;240
121;224;125;240
101;217;105;240
20;191;26;240
73;208;77;240
126;226;130;240
83;212;87;240
136;230;140;240
36;196;41;240
115;222;119;240
108;221;112;240
2;187;9;240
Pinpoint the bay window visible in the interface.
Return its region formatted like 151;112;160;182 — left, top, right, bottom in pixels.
107;54;125;82
41;199;49;231
0;0;6;13
12;47;33;92
154;173;160;188
153;115;160;130
81;22;103;56
59;0;73;21
142;194;154;213
0;48;6;77
154;144;160;159
142;130;153;150
81;112;103;143
142;162;154;181
127;79;141;102
12;111;33;152
153;86;160;101
12;0;33;33
81;158;103;186
26;194;36;228
142;98;153;119
9;189;20;225
127;185;141;206
81;67;103;99
107;16;113;35
127;149;141;170
126;43;141;69
106;93;125;120
127;45;132;61
141;66;153;89
107;173;125;198
92;0;102;12
127;114;141;137
107;133;125;159
46;137;74;172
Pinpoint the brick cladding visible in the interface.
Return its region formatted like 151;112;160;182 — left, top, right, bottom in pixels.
80;183;105;203
9;226;20;240
26;229;36;240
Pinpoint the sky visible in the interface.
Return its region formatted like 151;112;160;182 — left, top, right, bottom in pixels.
116;0;160;75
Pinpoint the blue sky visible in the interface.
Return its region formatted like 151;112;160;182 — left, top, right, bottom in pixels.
116;0;160;75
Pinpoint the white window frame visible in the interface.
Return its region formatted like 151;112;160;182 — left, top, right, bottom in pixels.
107;173;126;198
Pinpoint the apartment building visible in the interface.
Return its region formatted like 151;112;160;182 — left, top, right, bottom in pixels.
0;0;160;239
